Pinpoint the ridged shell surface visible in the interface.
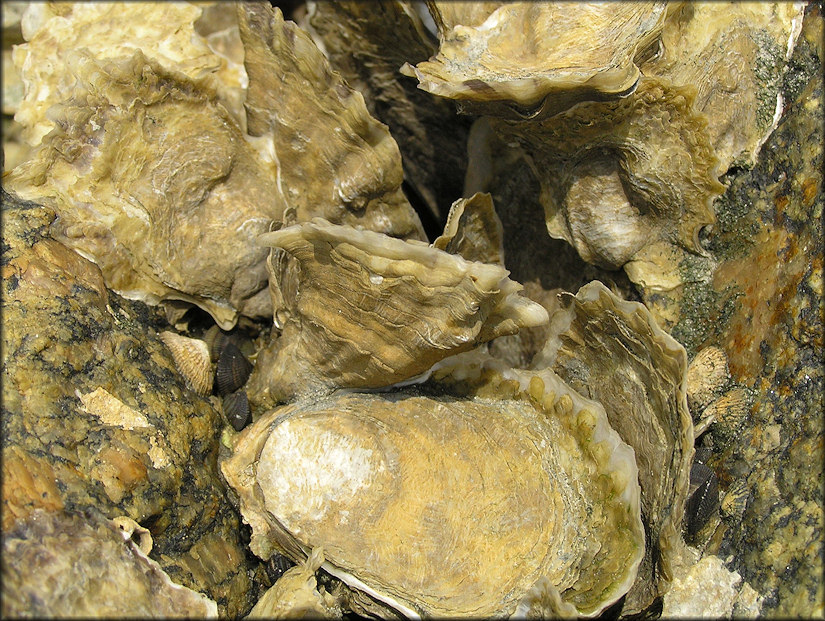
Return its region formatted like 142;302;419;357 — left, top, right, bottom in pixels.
223;366;644;618
160;331;213;396
533;281;693;614
247;218;548;404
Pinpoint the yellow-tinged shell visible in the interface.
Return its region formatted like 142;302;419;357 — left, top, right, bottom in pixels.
247;548;342;619
703;387;750;440
247;218;548;405
159;331;213;396
222;364;644;618
432;192;505;266
401;2;667;115
5;48;284;329
643;2;807;169
686;345;730;412
237;3;425;241
491;77;725;272
532;281;693;615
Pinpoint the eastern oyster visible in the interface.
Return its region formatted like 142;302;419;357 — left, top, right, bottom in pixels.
223;364;644;618
533;281;694;614
247;216;547;405
401;2;667;116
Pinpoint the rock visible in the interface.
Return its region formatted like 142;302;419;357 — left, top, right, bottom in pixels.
0;189;267;616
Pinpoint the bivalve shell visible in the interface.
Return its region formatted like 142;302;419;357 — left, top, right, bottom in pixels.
222;364;644;618
223;390;251;432
159;331;213;396
216;342;253;397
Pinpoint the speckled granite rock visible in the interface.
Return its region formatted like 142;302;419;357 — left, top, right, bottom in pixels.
644;4;823;617
0;189;268;616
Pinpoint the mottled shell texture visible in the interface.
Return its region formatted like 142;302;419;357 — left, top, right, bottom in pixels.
222;367;644;618
247;218;547;404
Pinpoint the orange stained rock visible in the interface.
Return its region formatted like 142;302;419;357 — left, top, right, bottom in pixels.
2;446;65;531
715;224;810;382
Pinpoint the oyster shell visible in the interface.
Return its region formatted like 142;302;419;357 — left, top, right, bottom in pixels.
489;77;725;272
11;2;246;148
1;509;218;618
306;0;472;223
237;3;425;241
642;2;807;169
432;191;505;266
247;217;548;405
401;2;667;116
222;365;644;618
247;547;343;619
533;281;694;614
5;49;285;328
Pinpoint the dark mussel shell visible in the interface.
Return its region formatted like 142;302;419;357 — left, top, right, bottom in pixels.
216;342;253;396
204;325;238;363
685;462;719;538
223;389;251;432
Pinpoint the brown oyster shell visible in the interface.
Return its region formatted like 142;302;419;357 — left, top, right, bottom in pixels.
222;365;644;618
643;2;806;169
247;547;343;619
489;77;726;272
306;0;473;223
432;191;505;266
5;49;284;329
532;281;694;614
247;218;547;405
237;2;425;241
402;2;666;115
159;332;213;397
11;2;246;148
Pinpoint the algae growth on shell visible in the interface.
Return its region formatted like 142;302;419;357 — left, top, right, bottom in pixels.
2;0;819;619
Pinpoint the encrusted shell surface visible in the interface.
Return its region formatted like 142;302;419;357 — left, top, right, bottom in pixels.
237;3;425;241
159;331;213;396
489;77;725;272
5;49;284;329
533;281;694;614
428;2;804;297
11;2;246;148
432;192;505;266
5;1;428;329
222;365;644;618
1;509;218;618
401;2;666;114
247;218;548;405
642;2;806;169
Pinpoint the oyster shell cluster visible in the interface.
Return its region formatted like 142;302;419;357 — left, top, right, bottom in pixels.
2;0;808;618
